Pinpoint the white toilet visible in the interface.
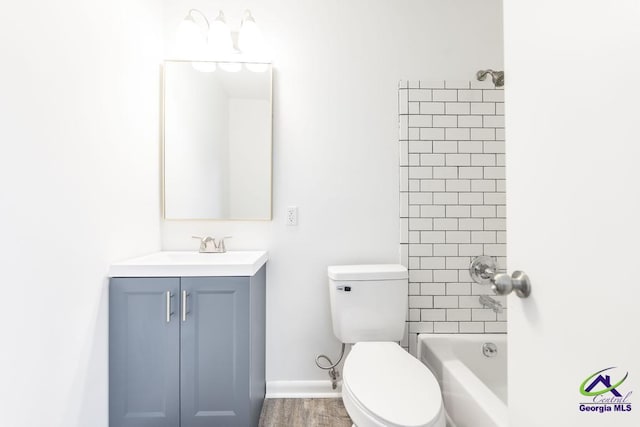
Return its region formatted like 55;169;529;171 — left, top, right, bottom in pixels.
328;264;445;427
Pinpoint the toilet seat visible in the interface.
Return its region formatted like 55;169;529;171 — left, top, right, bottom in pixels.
342;342;444;427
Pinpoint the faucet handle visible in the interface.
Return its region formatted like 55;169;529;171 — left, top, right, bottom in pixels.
217;236;232;252
191;235;210;251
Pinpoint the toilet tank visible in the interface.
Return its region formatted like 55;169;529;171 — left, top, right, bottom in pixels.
328;264;408;343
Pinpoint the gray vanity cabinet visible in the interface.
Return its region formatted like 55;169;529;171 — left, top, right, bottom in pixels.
180;277;250;427
109;266;266;427
109;277;181;427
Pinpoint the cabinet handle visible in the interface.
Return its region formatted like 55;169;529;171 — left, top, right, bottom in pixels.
166;291;173;323
182;290;188;322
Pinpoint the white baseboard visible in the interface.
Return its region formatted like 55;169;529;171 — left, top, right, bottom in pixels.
266;380;342;398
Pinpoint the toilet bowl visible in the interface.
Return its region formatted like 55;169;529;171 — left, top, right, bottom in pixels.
342;342;445;427
327;265;445;427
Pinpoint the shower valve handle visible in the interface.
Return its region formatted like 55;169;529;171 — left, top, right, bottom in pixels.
470;256;532;298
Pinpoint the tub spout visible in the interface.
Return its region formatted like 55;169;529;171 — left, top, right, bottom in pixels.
479;295;503;313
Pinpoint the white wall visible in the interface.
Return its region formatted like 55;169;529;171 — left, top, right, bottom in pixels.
0;1;163;426
162;0;503;390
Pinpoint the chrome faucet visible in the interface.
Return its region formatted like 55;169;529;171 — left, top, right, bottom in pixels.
192;235;231;253
479;295;503;314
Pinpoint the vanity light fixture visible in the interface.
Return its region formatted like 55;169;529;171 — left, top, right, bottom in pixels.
176;8;268;72
238;10;263;54
208;10;234;55
176;9;210;59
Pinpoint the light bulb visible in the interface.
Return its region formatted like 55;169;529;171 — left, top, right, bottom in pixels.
238;10;264;54
219;62;242;73
245;63;269;73
192;62;217;72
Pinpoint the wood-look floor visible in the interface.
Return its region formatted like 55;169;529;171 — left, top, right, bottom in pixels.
259;398;353;427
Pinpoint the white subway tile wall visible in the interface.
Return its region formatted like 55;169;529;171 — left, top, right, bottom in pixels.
399;80;507;353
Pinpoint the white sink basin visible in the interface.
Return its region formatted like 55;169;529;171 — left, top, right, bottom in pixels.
108;251;268;277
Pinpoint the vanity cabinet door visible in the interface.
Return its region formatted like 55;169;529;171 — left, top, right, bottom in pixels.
180;277;250;427
109;278;180;427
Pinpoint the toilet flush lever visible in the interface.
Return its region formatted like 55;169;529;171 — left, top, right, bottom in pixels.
336;285;352;292
469;256;532;298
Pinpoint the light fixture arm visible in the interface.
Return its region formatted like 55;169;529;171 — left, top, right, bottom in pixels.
186;9;210;31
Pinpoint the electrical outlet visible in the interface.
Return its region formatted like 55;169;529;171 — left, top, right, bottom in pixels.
286;206;298;226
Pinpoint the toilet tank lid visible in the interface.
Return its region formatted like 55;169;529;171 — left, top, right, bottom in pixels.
328;264;408;281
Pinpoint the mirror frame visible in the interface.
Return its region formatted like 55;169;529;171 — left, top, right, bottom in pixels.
161;60;273;221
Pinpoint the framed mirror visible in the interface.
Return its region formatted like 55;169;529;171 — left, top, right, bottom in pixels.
162;61;272;220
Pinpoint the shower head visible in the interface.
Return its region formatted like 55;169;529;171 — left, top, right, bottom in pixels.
476;69;504;87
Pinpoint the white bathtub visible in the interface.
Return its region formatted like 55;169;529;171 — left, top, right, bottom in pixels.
417;334;507;427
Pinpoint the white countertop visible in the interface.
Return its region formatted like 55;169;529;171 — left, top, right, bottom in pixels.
108;251;268;277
